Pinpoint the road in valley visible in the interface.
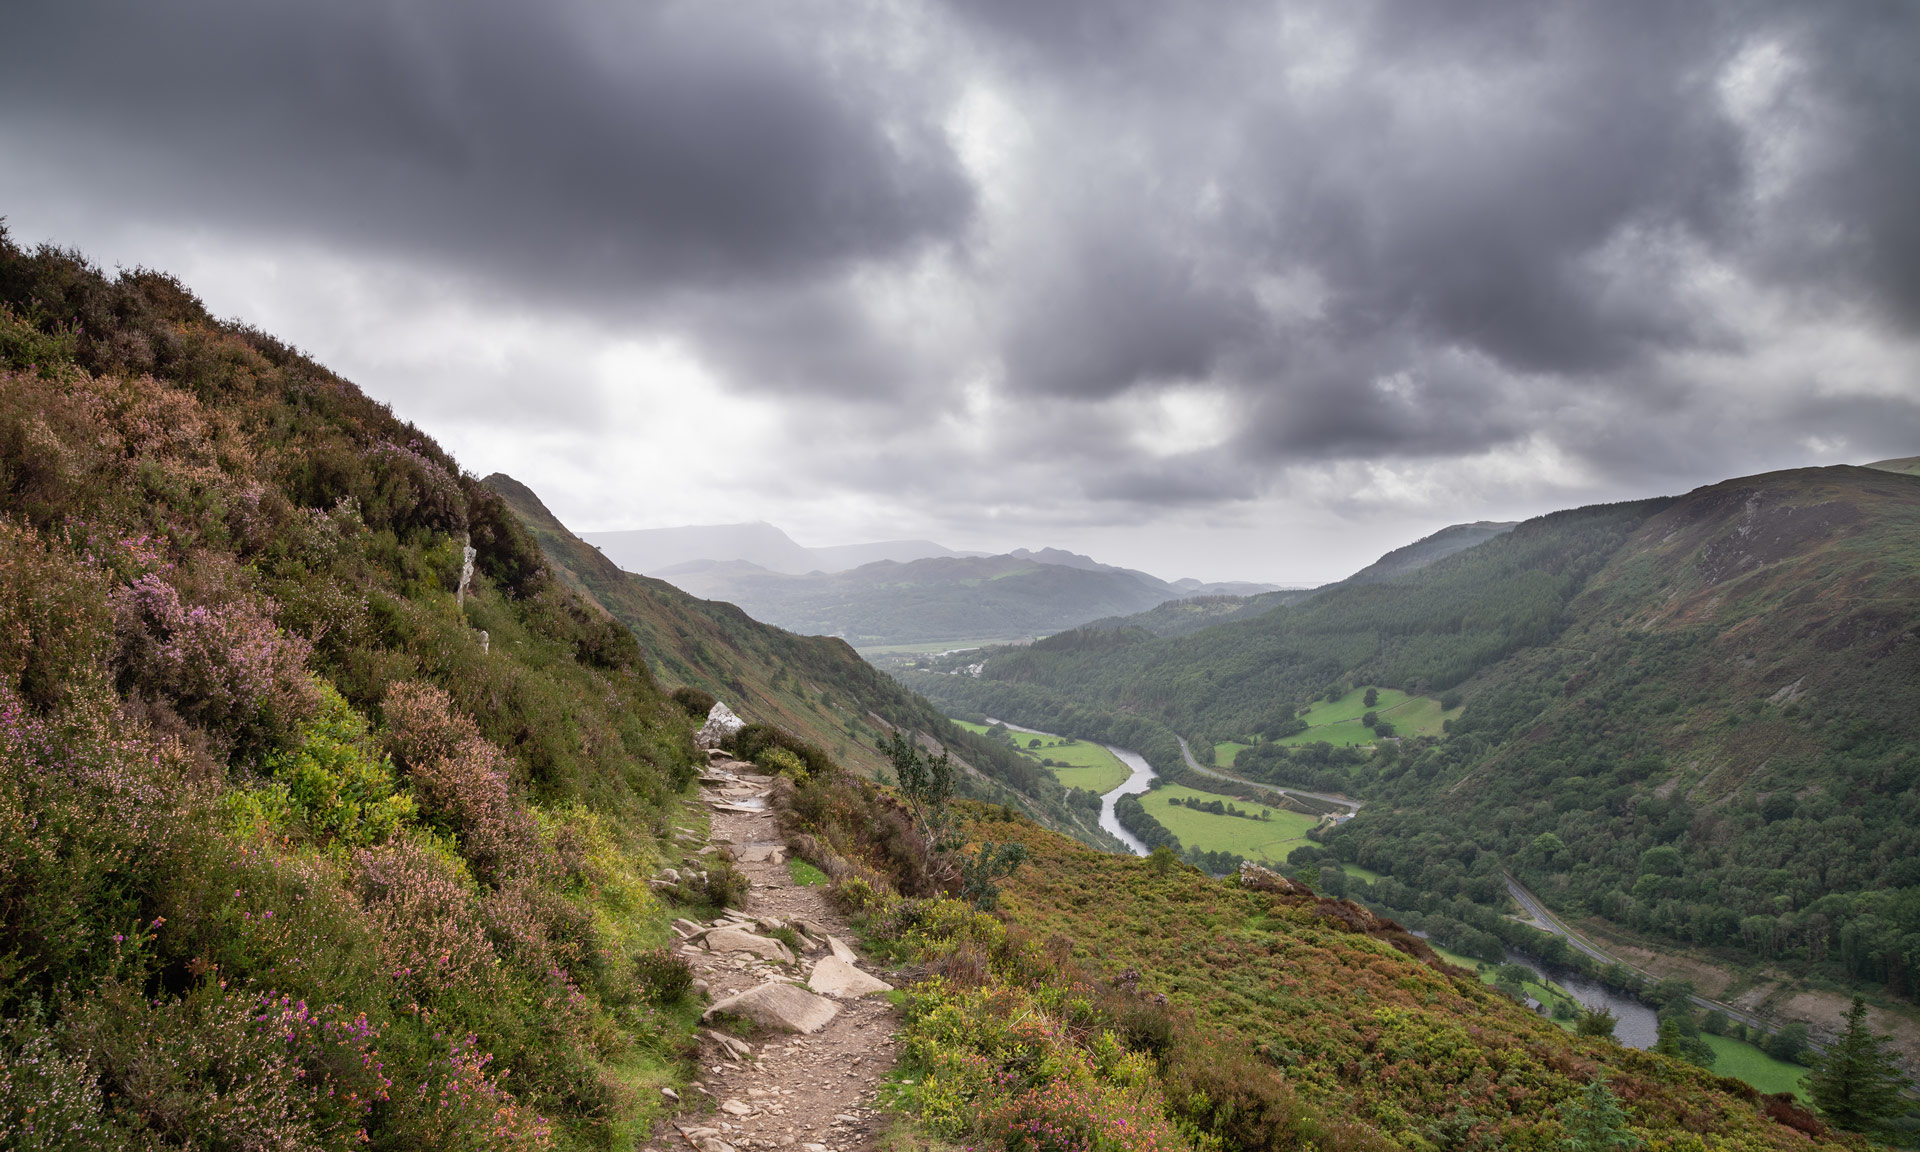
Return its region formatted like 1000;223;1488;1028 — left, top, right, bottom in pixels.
1503;873;1785;1040
1174;736;1363;819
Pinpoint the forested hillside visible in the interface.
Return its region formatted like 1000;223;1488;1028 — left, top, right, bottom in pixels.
912;467;1920;1014
1340;468;1920;998
487;473;1113;846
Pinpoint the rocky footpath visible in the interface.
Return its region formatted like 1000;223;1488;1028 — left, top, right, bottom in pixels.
652;758;901;1152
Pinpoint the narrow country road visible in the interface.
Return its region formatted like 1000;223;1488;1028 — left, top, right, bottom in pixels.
1175;736;1363;818
1503;873;1783;1040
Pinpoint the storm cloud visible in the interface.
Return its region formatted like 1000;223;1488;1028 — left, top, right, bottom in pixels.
2;0;1917;580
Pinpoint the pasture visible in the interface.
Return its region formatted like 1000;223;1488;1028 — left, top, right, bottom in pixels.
1701;1036;1808;1099
1146;783;1321;862
1212;739;1252;767
1268;686;1461;748
949;718;1133;794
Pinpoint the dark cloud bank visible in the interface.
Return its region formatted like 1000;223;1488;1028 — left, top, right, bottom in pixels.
3;0;1918;521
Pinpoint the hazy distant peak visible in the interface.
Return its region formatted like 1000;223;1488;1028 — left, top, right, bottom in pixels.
1008;547;1121;573
582;522;972;577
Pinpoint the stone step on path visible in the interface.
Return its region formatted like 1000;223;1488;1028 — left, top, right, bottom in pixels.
652;759;902;1152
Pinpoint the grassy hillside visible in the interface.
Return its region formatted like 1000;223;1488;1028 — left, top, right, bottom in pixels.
777;776;1843;1151
0;232;708;1148
486;474;1116;848
949;719;1133;794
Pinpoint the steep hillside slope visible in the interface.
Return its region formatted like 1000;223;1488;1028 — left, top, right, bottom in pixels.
1342;519;1520;584
486;474;1114;847
779;779;1844;1151
0;233;705;1148
1070;519;1520;640
1342;467;1920;996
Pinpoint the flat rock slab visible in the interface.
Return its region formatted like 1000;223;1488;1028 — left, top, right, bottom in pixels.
705;981;841;1034
808;956;893;999
704;927;795;963
826;935;858;964
735;843;788;864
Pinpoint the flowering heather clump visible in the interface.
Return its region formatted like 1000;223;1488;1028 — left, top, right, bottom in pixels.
410;1032;554;1151
352;839;500;997
0;518;115;712
0;1017;108;1148
363;440;468;537
384;681;540;884
112;573;318;759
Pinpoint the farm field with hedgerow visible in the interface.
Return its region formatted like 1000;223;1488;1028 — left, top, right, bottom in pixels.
1143;783;1322;862
950;718;1133;794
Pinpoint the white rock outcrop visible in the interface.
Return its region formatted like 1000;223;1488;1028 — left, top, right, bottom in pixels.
703;927;795;964
704;982;841;1033
807;956;893;999
697;701;747;749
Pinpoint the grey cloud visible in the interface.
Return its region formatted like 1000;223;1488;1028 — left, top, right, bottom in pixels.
2;0;1916;528
0;0;971;296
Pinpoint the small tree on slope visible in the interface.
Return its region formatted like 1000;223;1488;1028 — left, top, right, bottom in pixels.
1807;997;1911;1132
1561;1079;1639;1152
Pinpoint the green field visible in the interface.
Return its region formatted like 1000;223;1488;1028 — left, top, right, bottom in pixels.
1269;687;1461;748
856;639;1009;656
1213;740;1252;767
1702;1034;1808;1099
1146;784;1321;862
949;719;1132;794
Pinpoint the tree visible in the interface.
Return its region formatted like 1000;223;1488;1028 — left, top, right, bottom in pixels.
1576;1005;1619;1039
1147;844;1179;877
1530;831;1567;866
1654;1014;1714;1068
1807;997;1911;1132
958;841;1028;910
1362;711;1380;728
1363;687;1379;707
1560;1079;1639;1152
1763;1021;1809;1062
883;728;955;843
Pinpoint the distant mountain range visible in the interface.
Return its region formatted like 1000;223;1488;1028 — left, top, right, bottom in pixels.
582;521;977;576
581;525;1287;646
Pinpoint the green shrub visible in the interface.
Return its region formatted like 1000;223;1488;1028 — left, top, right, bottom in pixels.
633;949;694;1005
264;681;415;848
671;685;717;719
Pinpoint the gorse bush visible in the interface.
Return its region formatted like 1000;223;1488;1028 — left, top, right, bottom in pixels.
0;229;702;1148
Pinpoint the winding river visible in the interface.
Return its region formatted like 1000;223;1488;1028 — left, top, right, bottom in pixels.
986;718;1157;855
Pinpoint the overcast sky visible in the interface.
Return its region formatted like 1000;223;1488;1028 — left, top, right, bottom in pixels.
5;1;1919;583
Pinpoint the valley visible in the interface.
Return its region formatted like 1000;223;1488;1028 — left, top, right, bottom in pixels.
905;465;1920;1098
